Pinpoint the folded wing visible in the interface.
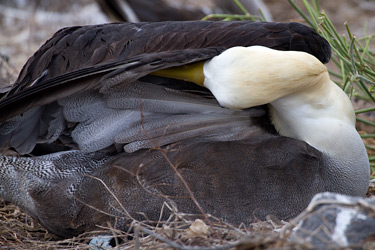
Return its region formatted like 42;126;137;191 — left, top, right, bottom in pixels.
0;21;331;154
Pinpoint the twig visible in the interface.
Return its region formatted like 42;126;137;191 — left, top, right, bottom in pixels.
138;102;219;235
139;227;236;250
85;175;136;221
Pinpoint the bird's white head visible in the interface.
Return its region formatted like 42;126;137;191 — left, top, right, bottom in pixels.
203;46;356;152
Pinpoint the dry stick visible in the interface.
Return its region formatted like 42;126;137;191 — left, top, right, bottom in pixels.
154;202;176;229
87;174;179;229
85;175;136;221
138;102;222;241
134;226;140;250
70;186;132;222
134;163;191;199
140;227;235;250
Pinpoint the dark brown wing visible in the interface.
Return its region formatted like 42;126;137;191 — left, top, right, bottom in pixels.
15;21;330;87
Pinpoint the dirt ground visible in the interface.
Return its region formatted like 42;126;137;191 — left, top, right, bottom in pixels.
0;0;375;249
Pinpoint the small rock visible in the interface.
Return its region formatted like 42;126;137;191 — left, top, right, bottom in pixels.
89;235;113;249
186;219;209;238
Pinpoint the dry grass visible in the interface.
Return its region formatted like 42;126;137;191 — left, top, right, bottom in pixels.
1;183;373;250
0;198;309;250
1;188;375;249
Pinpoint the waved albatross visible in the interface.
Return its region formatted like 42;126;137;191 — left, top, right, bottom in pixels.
0;21;370;238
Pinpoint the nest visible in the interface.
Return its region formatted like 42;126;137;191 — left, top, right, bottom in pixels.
1;185;374;249
0;198;314;250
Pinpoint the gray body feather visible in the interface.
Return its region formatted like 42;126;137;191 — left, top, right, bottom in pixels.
1;80;264;154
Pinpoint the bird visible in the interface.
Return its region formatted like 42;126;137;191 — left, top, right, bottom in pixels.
94;0;273;23
0;21;369;239
95;0;206;22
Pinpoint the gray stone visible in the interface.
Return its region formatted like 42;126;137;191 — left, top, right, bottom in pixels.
290;192;375;248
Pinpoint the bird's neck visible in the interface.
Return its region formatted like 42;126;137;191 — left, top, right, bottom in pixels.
269;79;357;156
269;77;368;187
269;79;369;195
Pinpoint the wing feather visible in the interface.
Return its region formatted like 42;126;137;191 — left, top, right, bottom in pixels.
0;21;330;154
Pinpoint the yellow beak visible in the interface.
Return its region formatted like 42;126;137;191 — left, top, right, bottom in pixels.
150;61;205;86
